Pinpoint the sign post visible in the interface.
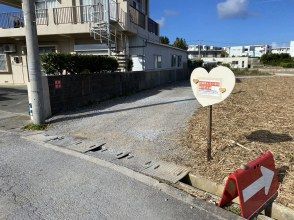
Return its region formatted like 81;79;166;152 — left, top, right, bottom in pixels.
190;66;235;161
207;105;212;161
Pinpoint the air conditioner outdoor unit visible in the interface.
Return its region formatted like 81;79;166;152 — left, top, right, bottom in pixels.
3;44;16;53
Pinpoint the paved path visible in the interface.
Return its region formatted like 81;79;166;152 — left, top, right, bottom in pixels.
0;130;239;219
0;85;28;114
47;81;200;161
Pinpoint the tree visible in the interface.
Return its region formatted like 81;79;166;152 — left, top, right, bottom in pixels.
173;38;188;50
220;50;229;58
160;36;170;45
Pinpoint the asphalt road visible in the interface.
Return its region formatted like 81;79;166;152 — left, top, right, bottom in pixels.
0;131;239;220
0;85;28;114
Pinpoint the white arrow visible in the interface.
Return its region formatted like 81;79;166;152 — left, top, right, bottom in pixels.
242;166;274;203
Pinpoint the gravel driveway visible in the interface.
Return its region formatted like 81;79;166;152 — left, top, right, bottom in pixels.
47;81;199;160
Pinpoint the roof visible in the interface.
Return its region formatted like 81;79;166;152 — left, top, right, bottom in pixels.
0;0;22;8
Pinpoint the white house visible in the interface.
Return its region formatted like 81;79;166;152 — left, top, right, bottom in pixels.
202;57;250;69
188;45;223;59
229;45;271;58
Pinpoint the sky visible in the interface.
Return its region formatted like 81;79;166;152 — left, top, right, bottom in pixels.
150;0;294;47
0;0;293;47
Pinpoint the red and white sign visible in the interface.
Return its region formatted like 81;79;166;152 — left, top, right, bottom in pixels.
198;80;222;98
219;151;279;219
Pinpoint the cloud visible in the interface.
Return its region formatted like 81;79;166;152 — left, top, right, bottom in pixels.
163;9;180;17
217;0;250;19
155;9;179;28
156;17;166;27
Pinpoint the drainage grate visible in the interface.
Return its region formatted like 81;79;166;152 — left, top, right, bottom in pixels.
142;162;190;184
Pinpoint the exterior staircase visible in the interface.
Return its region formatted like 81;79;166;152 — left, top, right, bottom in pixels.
89;1;129;71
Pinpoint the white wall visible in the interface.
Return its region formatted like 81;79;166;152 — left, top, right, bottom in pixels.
130;38;187;71
229;46;244;57
290;41;294;57
202;57;249;69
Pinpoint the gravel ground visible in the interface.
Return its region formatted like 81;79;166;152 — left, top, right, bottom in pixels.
47;81;199;160
172;77;294;209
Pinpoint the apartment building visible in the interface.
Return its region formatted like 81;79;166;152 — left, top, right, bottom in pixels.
0;0;187;84
271;47;291;55
229;45;271;58
187;45;223;59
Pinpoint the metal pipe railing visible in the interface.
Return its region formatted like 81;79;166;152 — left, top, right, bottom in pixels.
53;4;104;25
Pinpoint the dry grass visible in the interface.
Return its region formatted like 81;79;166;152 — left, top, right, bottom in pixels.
171;76;294;208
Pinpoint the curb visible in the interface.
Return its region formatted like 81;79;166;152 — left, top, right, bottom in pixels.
179;173;294;220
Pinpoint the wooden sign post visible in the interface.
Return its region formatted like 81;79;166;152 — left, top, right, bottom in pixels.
190;66;236;161
207;105;213;161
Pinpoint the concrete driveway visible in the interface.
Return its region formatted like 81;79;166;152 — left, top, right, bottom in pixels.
0;85;28;114
47;81;200;161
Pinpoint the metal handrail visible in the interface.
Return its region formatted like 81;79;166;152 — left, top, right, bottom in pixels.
129;5;145;29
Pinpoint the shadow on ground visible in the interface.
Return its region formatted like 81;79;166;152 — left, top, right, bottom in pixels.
246;130;293;143
277;165;290;183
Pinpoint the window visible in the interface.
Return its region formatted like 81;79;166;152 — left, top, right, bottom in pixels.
0;54;8;72
242;61;245;68
155;55;162;69
232;61;238;65
177;55;182;67
35;0;58;9
171;55;177;67
39;46;56;54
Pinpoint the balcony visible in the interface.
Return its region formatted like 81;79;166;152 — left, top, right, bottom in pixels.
148;18;159;36
129;5;145;29
53;4;104;25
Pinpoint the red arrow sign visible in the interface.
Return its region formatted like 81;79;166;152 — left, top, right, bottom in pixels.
219;151;279;219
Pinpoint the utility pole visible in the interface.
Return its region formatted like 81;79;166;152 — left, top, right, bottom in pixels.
198;40;202;59
23;0;45;125
105;0;111;56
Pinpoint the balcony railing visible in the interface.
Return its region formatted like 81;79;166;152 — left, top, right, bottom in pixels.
0;10;48;29
129;5;145;29
53;4;104;25
0;12;23;29
148;18;159;36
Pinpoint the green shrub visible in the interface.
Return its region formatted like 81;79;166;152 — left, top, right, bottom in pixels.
188;59;203;69
41;53;119;75
280;62;294;68
260;53;293;67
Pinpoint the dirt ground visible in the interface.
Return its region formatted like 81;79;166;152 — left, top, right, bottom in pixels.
170;76;294;208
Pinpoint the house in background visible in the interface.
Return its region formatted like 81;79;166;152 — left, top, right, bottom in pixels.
0;0;187;84
271;47;290;55
187;45;223;59
228;45;271;58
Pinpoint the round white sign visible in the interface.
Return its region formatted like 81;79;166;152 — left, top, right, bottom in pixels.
190;66;236;107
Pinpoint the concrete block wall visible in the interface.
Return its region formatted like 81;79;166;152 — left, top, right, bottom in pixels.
47;68;189;114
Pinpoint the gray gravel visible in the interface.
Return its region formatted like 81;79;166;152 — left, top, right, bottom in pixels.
47;81;200;160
